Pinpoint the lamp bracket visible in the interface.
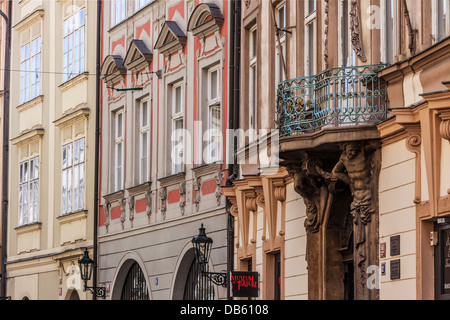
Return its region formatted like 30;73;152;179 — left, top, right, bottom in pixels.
202;271;228;288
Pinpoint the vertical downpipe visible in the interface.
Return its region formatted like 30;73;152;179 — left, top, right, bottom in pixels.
1;0;11;299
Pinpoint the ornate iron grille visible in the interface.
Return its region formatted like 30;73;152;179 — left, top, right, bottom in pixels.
120;262;149;300
183;259;215;300
276;64;388;137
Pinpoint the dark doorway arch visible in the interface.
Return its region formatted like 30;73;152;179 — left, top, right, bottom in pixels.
120;261;149;300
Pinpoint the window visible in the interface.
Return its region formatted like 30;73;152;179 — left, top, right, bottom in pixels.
115;110;125;191
20;36;41;104
435;221;450;300
305;0;316;76
112;0;126;26
435;0;450;42
19;157;39;226
139;100;150;183
206;66;221;164
63;8;85;82
136;0;151;11
382;0;399;64
62;138;85;214
275;2;286;86
171;82;184;174
339;0;356;67
249;26;257;141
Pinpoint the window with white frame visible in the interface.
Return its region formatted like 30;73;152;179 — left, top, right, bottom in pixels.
62;138;85;214
19;157;39;226
139;99;150;183
435;0;450;42
20;36;41;104
339;0;356;67
171;82;184;174
249;25;257;141
136;0;151;11
63;8;85;82
305;0;316;76
112;0;126;26
381;0;399;64
115;110;125;191
206;66;221;164
275;2;286;86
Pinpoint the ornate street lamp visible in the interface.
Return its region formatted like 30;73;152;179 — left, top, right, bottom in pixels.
78;248;106;299
191;224;227;287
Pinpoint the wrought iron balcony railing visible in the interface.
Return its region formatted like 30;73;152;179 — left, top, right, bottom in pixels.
276;65;388;137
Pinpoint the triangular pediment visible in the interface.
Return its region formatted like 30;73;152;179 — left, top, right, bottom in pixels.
101;55;126;85
187;3;224;38
124;40;153;73
154;21;187;55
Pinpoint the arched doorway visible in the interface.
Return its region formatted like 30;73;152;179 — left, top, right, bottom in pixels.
68;290;80;300
182;257;215;300
120;262;149;300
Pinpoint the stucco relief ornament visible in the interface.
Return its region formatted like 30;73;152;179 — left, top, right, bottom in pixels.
324;0;329;69
194;177;202;211
104;202;111;233
145;189;152;222
160;187;167;219
245;0;251;9
350;0;367;62
215;171;224;206
179;181;187;215
119;197;127;230
128;196;135;228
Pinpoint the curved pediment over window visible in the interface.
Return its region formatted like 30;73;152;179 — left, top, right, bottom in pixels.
154;21;187;56
101;55;126;85
124;40;153;73
187;3;224;38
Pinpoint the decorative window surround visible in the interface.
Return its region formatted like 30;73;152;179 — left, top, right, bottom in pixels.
53;107;90;128
14;222;42;254
127;181;152;225
11;128;44;147
13;9;44;33
58;72;90;93
187;3;224;38
158;172;185;218
124;39;153;74
154;21;187;56
101;55;127;86
56;210;87;245
16;95;44;113
103;189;125;232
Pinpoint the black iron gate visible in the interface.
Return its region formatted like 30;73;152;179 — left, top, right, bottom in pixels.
120;262;149;300
183;258;215;300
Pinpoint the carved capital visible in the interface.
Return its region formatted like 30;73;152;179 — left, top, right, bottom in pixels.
440;119;450;141
179;181;187;215
145;189;152;220
160;187;167;218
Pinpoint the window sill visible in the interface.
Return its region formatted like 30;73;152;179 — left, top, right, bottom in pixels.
14;221;42;235
17;95;44;113
58;72;89;93
158;172;185;188
127;181;152;196
56;210;87;225
103;189;125;204
191;162;222;177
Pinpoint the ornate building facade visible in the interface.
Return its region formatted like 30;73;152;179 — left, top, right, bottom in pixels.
98;0;232;300
224;0;450;300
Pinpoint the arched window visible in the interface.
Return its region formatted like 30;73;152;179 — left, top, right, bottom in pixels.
183;258;215;300
120;262;149;300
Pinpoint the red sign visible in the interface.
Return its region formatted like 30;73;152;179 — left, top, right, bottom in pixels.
231;271;259;298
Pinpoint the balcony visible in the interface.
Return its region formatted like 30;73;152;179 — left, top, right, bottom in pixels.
276;65;388;138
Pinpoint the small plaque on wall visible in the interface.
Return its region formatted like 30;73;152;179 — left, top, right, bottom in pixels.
390;259;401;280
390;235;400;256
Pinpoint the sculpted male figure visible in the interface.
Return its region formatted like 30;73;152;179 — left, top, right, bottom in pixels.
332;142;375;272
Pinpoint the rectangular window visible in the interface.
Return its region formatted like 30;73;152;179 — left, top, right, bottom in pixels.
19;157;39;226
62;138;85;214
20;37;41;104
275;2;286;86
249;26;257;141
115;110;124;191
436;0;450;41
63;8;85;82
139;100;150;183
136;0;151;10
305;1;316;77
113;0;126;26
172;82;184;174
206;66;221;164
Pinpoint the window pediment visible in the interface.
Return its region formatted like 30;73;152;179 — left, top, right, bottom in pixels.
187;3;224;38
154;21;187;55
101;55;127;85
124;40;153;73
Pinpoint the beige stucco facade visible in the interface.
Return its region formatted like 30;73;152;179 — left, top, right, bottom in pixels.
5;0;98;300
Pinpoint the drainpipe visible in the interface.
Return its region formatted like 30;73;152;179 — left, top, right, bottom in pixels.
226;0;241;300
93;0;102;301
1;0;11;299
